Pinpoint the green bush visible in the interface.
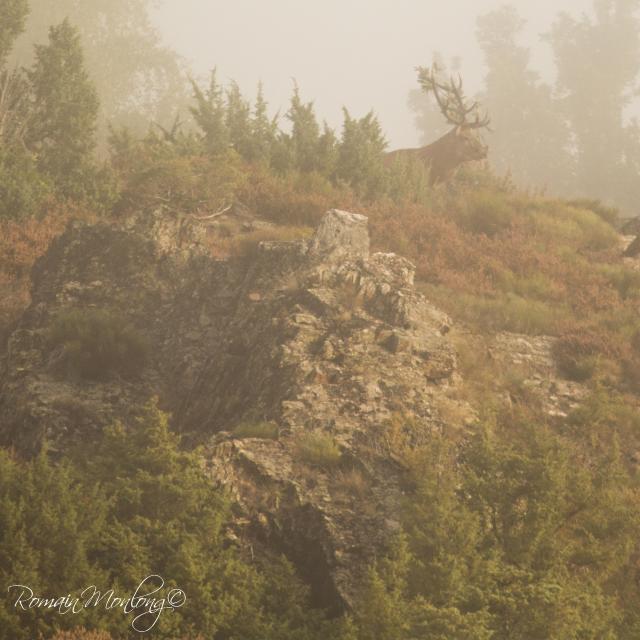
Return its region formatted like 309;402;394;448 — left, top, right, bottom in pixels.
49;308;149;380
565;198;619;226
552;331;608;381
0;146;52;219
296;432;342;468
441;291;563;335
526;200;618;251
232;420;279;439
599;264;640;300
458;189;515;236
0;403;338;640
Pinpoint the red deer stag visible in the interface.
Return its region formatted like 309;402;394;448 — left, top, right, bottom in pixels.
385;65;490;184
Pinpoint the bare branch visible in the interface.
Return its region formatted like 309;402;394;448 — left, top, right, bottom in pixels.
190;204;233;221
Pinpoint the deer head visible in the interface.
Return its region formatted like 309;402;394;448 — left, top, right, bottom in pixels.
413;64;490;181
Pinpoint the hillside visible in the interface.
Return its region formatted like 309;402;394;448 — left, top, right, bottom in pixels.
1;161;640;637
2;5;640;636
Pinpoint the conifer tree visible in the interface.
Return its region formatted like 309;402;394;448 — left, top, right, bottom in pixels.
26;19;99;197
335;109;387;196
225;80;252;160
286;83;322;172
190;68;229;155
250;81;278;165
317;122;339;177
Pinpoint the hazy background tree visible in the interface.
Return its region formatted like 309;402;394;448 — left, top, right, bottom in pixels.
0;0;30;150
10;0;188;145
548;0;640;207
0;0;45;219
225;80;253;160
477;6;574;194
0;0;28;64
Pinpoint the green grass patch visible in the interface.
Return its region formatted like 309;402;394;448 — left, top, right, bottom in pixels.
232;420;279;440
432;289;566;335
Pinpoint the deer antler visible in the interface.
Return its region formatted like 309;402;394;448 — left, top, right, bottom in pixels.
416;64;490;130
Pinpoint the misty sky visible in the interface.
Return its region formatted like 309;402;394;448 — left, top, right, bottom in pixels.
152;1;592;148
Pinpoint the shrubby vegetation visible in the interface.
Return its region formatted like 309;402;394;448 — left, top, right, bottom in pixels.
232;420;279;440
353;405;640;639
296;432;343;469
0;403;341;640
48;309;149;380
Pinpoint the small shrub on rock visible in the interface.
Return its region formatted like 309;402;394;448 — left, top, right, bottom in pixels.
49;308;149;380
335;467;369;497
553;331;609;382
232;420;279;439
296;432;342;468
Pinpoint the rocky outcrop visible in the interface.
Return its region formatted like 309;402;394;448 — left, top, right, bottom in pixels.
489;332;588;418
0;207;463;611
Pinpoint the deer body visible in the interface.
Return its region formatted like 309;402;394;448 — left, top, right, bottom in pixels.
385;126;488;183
386;64;490;184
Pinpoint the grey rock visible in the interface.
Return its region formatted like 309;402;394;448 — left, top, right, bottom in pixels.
308;209;370;262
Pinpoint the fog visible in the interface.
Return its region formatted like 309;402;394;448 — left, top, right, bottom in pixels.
152;0;591;148
9;0;638;210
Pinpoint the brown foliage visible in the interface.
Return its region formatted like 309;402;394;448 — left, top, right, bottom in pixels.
0;205;94;336
47;631;204;640
238;167;359;227
553;327;624;382
48;630;113;640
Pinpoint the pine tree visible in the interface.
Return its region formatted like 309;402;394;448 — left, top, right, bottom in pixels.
250;81;278;165
287;83;321;172
335;109;387;196
317;121;339;176
26;19;99;197
190;68;229;155
225;80;252;160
